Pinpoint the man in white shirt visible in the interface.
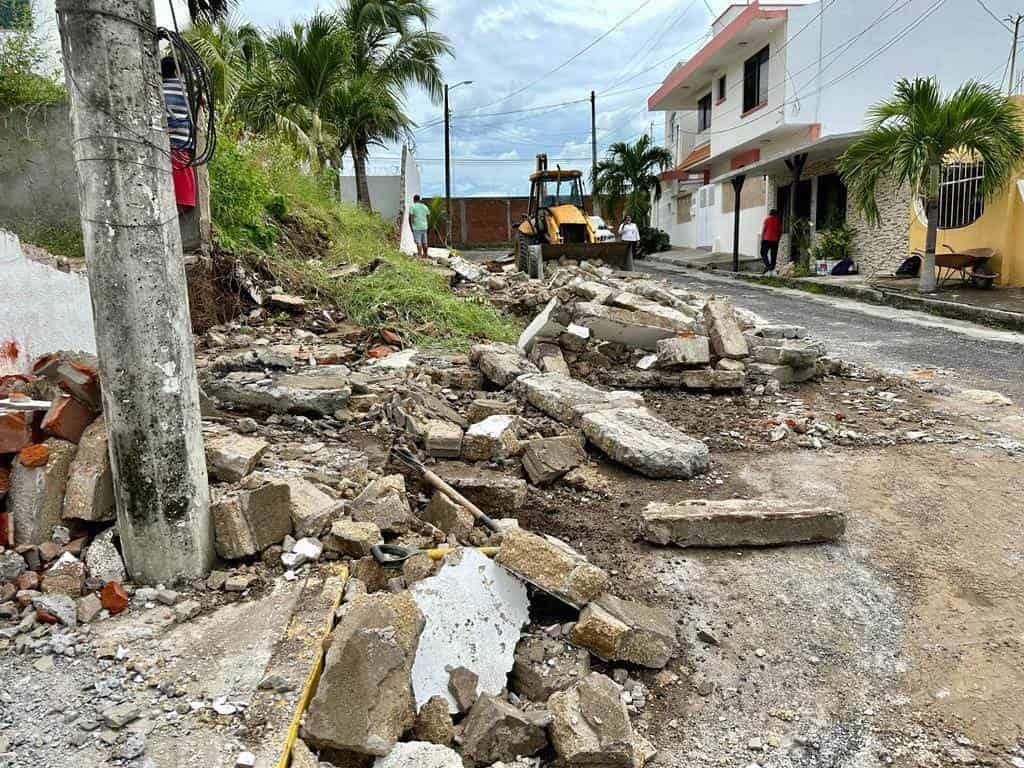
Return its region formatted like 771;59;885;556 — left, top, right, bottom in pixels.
618;215;640;270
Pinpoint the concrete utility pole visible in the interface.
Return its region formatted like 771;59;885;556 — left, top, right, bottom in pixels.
1008;15;1022;97
56;0;214;584
590;90;600;217
444;83;452;245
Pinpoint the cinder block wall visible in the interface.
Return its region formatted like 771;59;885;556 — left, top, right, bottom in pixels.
446;195;599;246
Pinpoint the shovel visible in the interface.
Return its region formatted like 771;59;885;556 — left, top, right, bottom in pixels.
389;446;500;533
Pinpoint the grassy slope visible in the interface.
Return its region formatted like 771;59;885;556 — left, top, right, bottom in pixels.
209;130;518;347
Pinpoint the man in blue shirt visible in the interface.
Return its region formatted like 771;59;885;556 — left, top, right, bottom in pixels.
408;195;430;257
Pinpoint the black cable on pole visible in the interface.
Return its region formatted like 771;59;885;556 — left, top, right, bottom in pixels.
157;19;217;166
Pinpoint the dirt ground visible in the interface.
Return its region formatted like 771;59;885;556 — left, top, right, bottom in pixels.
520;382;1024;767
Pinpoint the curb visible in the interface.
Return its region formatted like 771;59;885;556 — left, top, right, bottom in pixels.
648;257;1024;333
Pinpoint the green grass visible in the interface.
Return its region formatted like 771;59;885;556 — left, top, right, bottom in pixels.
10;223;84;260
208;128;519;347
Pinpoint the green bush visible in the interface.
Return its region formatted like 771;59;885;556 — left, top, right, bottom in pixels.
207;131;276;251
0;24;66;109
640;226;670;254
811;220;855;263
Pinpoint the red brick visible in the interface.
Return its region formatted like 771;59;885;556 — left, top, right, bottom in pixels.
41;395;94;443
100;581;129;614
36;607;60;624
18;443;49;468
0;412;31;454
56;361;101;411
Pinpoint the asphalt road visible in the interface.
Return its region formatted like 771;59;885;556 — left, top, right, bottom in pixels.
642;263;1024;403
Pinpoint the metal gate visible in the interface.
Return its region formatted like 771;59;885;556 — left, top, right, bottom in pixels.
695;184;715;248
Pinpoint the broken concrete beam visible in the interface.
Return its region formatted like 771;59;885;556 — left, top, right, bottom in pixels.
581;407;709;480
62;417;115;523
203;366;351;416
0;411;32;454
301;592;424;756
573;302;689;350
570;279;615;304
424;420;463;459
470;342;540;388
462;415;519;462
517;297;566;355
280;477;336;538
460;694;549;764
641;499;846;547
511;635;590;701
83;527;126;583
522;435;586;485
432;463;527;515
703;299;749;360
747;362;816;386
530;341;571;376
350;475;414;536
656;335;710;368
205;433;268;483
211;482;293;560
420;492;475;540
548;673;642;767
41;395;94;443
570;593;676;669
10;438;76;545
515;373;643;427
495;528;608;608
751;339;826;368
756;323;806;339
409;548;529;713
324;519;382;558
598;368;744;391
466;398;516;423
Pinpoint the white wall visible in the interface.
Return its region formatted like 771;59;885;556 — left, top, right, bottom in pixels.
339;174;404;223
0;229;95;374
398;145;421;255
653;185;697;248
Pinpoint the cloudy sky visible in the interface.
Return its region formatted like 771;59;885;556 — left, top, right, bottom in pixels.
233;0;727;196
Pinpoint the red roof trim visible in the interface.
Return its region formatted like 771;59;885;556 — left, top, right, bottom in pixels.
648;2;788;111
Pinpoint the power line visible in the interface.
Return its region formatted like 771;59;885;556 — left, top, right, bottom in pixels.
974;0;1013;32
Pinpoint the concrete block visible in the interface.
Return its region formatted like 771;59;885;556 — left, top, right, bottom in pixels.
570;593;676;669
432;463;527;515
41;552;85;597
350;475;414;535
641;499;846;547
470;343;540;388
656;335;710;368
324;519;382;558
211;482;293;560
280;477;336;538
747;362;816;385
62;417;115;523
420;492;475;540
424;420;463;459
573;301;688;350
751;339;826;368
522;435;586;485
531;341;571;375
581;407;709;479
10;437;75;545
373;742;462;768
460;694;548;764
548;673;641;767
517;297;565;354
410;548;529;713
495;527;608;608
511;635;590;701
204;366;351;416
515;372;644;427
205;433;268;483
466;398;515;423
703;299;749;359
462;415;519;462
84;527;126;583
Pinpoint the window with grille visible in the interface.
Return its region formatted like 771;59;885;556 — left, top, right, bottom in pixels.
743;46;769;113
932;162;986;229
697;92;712;133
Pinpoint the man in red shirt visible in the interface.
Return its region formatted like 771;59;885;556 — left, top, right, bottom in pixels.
761;209;782;274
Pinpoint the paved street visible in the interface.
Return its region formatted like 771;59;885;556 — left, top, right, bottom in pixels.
643;263;1024;403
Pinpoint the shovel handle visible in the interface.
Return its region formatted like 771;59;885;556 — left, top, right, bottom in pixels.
421;469;500;533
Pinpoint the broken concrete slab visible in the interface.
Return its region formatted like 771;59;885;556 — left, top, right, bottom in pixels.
280;477;336;538
511;635;590;701
204;366;351;416
84;527;126;583
517;298;566;355
462;415;519;462
548;673;642;768
641;499;845;547
515;373;644;427
211;482;293;560
61;417;114;523
10;437;76;545
531;341;571;376
302;592;425;756
470;343;539;388
350;475;414;536
412;696;454;746
495;528;608;609
703;299;749;360
747;362;816;386
656;335;710;368
420;492;475;540
581;407;709;479
205;433;268;483
571;279;615;304
409;548;529;713
460;694;549;764
41;551;85;596
558;322;591;352
756;323;806;339
466;398;516;423
570;593;676;669
324;519;383;558
599;368;744;391
751;339;826;368
573;302;688;350
424;420;463;459
521;435;586;485
432;463;527;515
373;741;462;768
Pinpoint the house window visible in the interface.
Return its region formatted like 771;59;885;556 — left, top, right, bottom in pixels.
717;75;727;102
815;173;848;228
697;92;712;133
743;45;770;113
928;162;986;229
0;0;31;28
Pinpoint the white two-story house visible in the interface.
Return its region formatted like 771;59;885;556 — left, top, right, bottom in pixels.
648;0;1019;274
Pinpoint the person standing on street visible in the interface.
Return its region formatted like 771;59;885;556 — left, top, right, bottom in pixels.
409;195;430;258
761;208;782;275
618;215;640;271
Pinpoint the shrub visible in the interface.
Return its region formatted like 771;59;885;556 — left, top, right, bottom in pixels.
811;220;855;263
640;226;670;254
0;24;66;109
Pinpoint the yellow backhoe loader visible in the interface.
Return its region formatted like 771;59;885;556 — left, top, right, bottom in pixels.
514;154;631;276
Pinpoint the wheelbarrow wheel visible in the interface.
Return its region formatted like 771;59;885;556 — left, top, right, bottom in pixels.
970;272;995;289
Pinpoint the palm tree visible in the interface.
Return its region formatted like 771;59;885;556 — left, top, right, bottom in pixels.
424;196;447;245
186;18;263;119
592;134;672;228
234;13;350;166
839;77;1024;292
334;0;451;208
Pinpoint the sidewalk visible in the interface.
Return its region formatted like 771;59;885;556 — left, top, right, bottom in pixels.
645;250;1024;332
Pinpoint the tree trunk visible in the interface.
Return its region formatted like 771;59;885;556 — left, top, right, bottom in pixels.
920;196;939;293
56;0;213;583
352;141;372;211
